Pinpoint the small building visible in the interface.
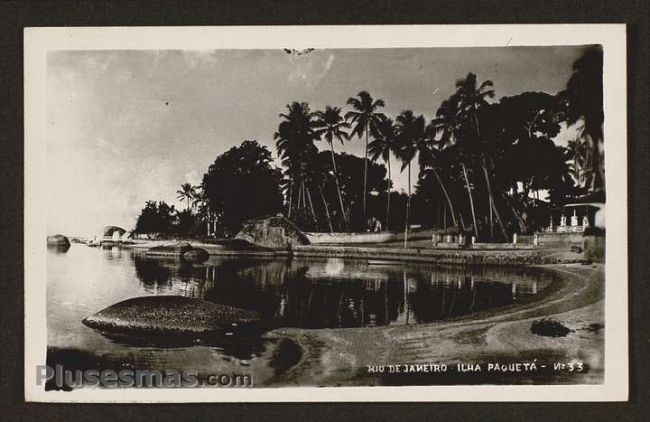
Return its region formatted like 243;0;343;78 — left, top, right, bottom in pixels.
96;225;127;245
537;202;604;246
543;203;604;234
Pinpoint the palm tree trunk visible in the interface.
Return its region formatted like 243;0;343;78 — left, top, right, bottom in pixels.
297;179;303;211
329;141;348;223
482;160;494;240
305;185;317;224
319;185;333;233
461;162;480;239
443;203;447;229
404;162;411;249
385;156;391;231
363;121;369;225
488;186;493;240
508;196;527;233
459;213;467;231
287;178;294;218
432;168;458;227
491;197;509;242
481;162;508;242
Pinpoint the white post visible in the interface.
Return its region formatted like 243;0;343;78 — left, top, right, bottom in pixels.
471;236;476;245
512;233;518;245
533;232;538;246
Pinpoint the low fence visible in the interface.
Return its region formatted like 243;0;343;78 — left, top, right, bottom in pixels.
536;232;583;245
307;229;436;245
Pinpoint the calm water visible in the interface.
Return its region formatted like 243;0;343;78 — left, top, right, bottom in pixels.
46;244;554;383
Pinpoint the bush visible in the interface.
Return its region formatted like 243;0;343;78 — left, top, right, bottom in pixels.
584;226;605;236
531;318;573;337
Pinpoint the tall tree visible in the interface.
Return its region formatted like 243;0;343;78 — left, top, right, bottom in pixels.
560;45;604;192
421;122;459;228
202;140;284;234
346;91;386;226
454;72;508;241
274;102;319;220
135;201;176;236
395;110;424;247
433;95;475;234
314;105;350;224
369;116;399;230
176;183;196;211
567;137;588;187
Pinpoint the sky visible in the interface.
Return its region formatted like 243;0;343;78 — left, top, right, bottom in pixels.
46;46;587;236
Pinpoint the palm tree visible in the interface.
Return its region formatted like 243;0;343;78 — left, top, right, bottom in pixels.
394;110;424;248
346;91;386;226
567;137;588;187
454;72;508;241
368;116;398;230
433;95;476;235
314;105;350;224
561;46;604;192
422;120;458;228
191;186;204;210
274;102;319;220
176;183;196;211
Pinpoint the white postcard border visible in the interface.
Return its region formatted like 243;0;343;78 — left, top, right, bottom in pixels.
24;24;628;402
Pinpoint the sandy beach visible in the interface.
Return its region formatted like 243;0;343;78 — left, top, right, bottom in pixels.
265;263;604;386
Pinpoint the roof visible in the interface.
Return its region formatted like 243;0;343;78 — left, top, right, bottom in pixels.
102;225;127;236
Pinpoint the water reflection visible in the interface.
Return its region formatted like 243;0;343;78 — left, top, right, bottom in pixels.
47;246;555;382
129;253;553;329
47;244;70;253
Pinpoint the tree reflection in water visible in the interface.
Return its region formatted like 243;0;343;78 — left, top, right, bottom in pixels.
130;253;553;329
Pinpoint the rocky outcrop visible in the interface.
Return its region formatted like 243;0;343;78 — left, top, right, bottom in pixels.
236;216;310;249
82;296;261;335
145;242;193;257
102;225;126;238
181;248;209;263
47;234;71;247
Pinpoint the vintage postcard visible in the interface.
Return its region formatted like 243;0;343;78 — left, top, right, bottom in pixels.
24;24;628;402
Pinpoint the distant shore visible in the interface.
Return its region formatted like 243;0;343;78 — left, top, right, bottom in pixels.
114;237;588;267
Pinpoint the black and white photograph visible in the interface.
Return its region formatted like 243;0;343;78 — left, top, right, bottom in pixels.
23;25;628;402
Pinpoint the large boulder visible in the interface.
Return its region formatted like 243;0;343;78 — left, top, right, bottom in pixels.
236;216;310;249
102;225;126;238
181;248;209;263
145;242;193;257
47;234;70;247
82;296;261;335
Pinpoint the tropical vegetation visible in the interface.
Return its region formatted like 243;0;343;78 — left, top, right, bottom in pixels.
134;47;604;242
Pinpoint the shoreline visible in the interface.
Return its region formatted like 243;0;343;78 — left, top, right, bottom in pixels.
116;238;589;267
263;263;604;386
47;245;604;386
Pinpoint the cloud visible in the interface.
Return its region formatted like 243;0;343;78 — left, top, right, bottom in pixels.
184;170;202;186
287;53;335;88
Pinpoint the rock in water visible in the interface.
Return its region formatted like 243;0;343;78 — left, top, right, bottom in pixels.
82;296;261;335
145;242;193;257
236;216;310;249
47;234;71;247
182;248;209;262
